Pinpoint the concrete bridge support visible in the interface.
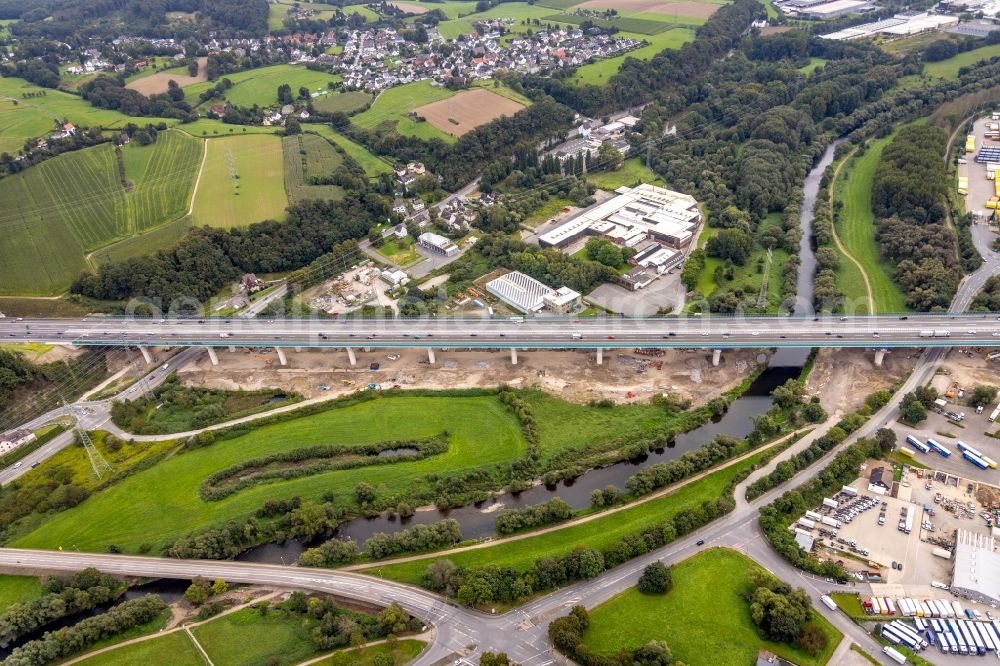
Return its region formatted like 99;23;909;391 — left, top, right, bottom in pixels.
206;347;219;366
228;345;236;353
511;348;518;365
712;349;722;367
139;347;152;365
346;347;357;366
276;347;288;366
294;347;302;353
427;348;436;364
596;348;603;365
874;349;887;367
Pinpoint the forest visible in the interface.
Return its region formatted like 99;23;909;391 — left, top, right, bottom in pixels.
871;125;959;311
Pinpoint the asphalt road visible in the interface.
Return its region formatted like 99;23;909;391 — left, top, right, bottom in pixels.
2;312;1000;350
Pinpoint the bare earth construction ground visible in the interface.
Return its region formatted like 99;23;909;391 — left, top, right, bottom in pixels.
573;0;722;19
126;57;208;96
413;88;526;137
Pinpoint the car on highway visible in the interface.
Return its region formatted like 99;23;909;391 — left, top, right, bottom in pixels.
872;332;880;338
696;539;705;546
607;335;615;340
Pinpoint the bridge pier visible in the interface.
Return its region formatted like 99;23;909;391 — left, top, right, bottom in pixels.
346;347;356;366
228;345;236;353
206;347;219;366
874;349;887;367
294;347;302;353
427;348;436;364
139;347;152;365
363;347;372;353
275;347;287;366
596;348;603;365
511;348;518;365
712;349;722;367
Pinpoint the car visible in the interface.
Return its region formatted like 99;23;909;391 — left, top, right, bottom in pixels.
899;316;908;320
840;316;849;321
872;332;880;338
470;333;478;337
696;539;705;546
13;462;21;469
751;331;759;336
607;335;615;340
825;332;832;336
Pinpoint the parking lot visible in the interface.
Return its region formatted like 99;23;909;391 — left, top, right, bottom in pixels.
892;409;1000;485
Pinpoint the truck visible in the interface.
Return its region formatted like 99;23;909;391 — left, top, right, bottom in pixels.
903;506;915;534
899;446;915;458
820;595;837;611
877;598;889;615
953;601;964;619
906;435;930;453
990;404;1000;423
934;330;951;337
963;450;990;470
957;440;984;458
820;516;842;529
926;438;951;457
919;330;934;338
885;597;897;615
932;547;953;559
840;485;858;496
931;580;950;591
822;497;838;509
798;518;816;530
805;510;823;521
981;455;998;469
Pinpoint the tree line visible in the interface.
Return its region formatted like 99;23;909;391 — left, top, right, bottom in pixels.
0;569;123;648
70;196;389;309
494;497;573;535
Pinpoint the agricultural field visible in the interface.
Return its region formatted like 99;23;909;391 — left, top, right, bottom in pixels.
268;0;347;29
190;134;287;228
313;90;373;115
183;64;341;109
436;2;574;39
307;125;394;176
282;133;346;203
90;215;193;267
581;549;842;666
368;445;772;584
0;130;202;295
414;87;526;137
569;27;694;84
0;76;178;155
125;56;208;96
352;80;457;141
832;135;910;314
341;3;383;21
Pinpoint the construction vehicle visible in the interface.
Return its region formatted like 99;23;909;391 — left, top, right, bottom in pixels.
367;383;381;390
341;379;356;386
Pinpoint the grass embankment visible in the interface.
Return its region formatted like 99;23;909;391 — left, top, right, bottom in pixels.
0;575;42;612
318;639;426;665
832;136;909;314
366;445;774;584
13;391;701;553
74;631;204;666
582;549;842;666
192;607;320;666
190;134;287;229
586;158;663;191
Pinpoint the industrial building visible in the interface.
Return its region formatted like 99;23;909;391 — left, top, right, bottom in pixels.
950;529;1000;607
821;11;958;39
538;184;701;255
485;271;581;314
417;232;459;257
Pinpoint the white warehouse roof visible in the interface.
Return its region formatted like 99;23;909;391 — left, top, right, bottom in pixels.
951;528;1000;606
485;271;556;313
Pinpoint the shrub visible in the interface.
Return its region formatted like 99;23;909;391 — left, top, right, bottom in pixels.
637;561;673;594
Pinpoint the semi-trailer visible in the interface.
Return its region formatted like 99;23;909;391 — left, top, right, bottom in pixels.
882;626;909;649
943;600;957;618
899;446;914;458
953;601;964;618
840;485;858;496
798;518;816;529
886;598;897;615
977;621;996;650
820;595;837;611
920;600;933;617
966;621;986;655
906;435;930;453
932;547;952;559
981;455;998;469
820;516;842;529
949;620;969;654
877;598;889;615
990;403;1000;423
963;450;990;469
891;620;927;648
959;620;980;654
915;616;925;630
896;599;911;616
822;497;838;509
805;510;823;521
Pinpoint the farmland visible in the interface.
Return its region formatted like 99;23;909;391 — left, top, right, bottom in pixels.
282;133;346;203
190;134;287;228
352;80;457;141
307;124;394;176
922;43;1000;80
832;134;910;314
313;90;373;115
570;27;695;84
183;64;341;109
0;75;177;154
125;56;208;96
581;549;841;666
0;130;202;295
414;87;526;137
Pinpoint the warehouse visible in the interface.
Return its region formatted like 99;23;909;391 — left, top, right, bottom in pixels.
485;271;580;314
950;529;1000;607
538;184;701;251
417;232;459;257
